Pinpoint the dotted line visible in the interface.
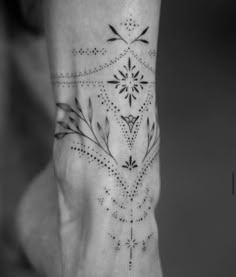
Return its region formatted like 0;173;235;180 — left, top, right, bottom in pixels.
51;48;129;79
52;80;105;88
72;48;107;56
129;49;155;73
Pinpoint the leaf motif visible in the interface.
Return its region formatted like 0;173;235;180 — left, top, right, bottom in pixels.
139;26;149;37
97;122;105;140
147;118;150;139
88;98;93;124
150;122;155;141
118;70;126;79
69;117;81;132
105;116;110;141
74;98;82;113
56;103;74;113
54;132;68;139
107;38;120;42
129;95;132;107
134;71;139;78
107;80;120;84
119;87;126;94
137;39;149;44
109;25;120;36
58;121;70;130
128;58;131;70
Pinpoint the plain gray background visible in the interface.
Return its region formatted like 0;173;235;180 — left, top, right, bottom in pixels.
157;0;235;276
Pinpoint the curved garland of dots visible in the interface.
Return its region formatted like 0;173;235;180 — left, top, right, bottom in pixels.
98;91;153;150
131;142;159;199
70;141;130;193
136;188;150;209
52;80;105;88
129;49;155;73
51;48;129;80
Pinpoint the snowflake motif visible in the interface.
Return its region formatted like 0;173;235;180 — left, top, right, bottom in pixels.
125;238;138;249
122;156;138;170
107;57;148;106
121;115;139;133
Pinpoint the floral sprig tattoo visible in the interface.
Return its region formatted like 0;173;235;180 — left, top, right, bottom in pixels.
142;117;160;162
55;98;117;163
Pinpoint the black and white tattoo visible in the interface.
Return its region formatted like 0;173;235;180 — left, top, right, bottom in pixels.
53;15;159;271
55;97;116;163
107;57;148;106
72;48;107;56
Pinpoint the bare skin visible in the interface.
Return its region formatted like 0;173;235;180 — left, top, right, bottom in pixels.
18;0;162;276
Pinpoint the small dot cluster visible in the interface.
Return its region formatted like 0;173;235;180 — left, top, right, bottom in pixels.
72;48;107;56
135;210;148;223
120;15;140;36
51;48;129;79
130;49;155;73
108;233;121;251
111;211;127;223
148;49;157;57
53;80;104;88
142;233;153;251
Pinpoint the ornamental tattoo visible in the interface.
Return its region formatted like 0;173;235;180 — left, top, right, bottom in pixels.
53;15;159;271
55;97;116;163
107;57;148;106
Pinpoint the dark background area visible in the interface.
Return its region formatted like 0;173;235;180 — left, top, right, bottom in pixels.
0;0;235;276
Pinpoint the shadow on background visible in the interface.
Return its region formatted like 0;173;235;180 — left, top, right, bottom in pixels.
0;0;235;276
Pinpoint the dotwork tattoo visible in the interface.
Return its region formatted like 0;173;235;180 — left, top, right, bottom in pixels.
121;115;139;133
107;57;148;106
51;48;155;81
98;90;153;150
54;15;159;272
55;98;116;163
120;15;140;36
53;80;104;88
148;49;157;57
72;48;107;56
107;20;149;45
122;156;138;170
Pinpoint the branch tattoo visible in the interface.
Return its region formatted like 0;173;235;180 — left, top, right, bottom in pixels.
53;15;159;271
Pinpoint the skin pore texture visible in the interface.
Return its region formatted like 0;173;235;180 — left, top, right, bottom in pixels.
42;0;162;276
